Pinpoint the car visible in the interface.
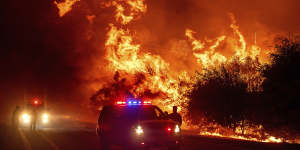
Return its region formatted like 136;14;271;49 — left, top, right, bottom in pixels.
19;98;50;129
96;99;181;150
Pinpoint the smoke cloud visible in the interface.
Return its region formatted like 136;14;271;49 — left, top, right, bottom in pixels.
1;0;299;118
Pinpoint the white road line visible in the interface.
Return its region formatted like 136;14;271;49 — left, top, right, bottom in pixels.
37;131;60;150
18;128;32;150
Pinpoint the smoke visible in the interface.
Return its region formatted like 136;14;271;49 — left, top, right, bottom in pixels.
1;0;300;117
125;0;300;72
90;71;165;108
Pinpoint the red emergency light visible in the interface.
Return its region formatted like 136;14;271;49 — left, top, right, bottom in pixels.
34;100;39;104
32;98;41;106
115;99;151;106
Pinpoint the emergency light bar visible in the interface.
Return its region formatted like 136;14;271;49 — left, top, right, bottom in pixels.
116;99;151;106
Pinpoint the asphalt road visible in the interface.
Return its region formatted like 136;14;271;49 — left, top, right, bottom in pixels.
1;121;300;150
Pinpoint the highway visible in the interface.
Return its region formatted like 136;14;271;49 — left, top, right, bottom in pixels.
1;121;300;150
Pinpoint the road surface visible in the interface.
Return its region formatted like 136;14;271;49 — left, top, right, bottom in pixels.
1;120;300;150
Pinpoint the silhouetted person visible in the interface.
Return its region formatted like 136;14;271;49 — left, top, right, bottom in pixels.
169;106;182;126
12;106;21;128
31;109;37;131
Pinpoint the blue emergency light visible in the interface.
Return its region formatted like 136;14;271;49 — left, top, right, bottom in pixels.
116;99;151;106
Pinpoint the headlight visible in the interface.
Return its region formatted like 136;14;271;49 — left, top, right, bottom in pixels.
174;125;180;133
42;113;49;124
21;113;31;124
136;125;143;135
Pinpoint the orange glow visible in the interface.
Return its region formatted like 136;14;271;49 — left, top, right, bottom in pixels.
99;0;299;144
54;0;80;17
105;0;147;25
199;131;283;143
103;0;191;116
185;13;270;69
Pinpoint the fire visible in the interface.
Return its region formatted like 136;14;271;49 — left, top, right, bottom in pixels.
105;0;147;25
54;0;80;17
200;131;283;143
92;0;299;145
102;0;191;114
229;13;247;60
185;29;205;51
197;122;284;143
185;13;269;69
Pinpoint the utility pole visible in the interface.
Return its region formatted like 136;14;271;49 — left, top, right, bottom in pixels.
254;32;257;45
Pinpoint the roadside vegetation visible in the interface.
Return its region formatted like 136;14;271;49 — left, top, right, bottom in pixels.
187;38;300;140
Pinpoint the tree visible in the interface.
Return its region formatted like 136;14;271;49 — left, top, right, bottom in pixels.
262;38;300;131
187;64;250;130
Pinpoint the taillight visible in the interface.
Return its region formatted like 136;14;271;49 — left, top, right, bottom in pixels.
167;127;172;132
167;125;180;133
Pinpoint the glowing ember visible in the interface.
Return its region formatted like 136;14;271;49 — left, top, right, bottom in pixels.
200;131;283;143
54;0;80;17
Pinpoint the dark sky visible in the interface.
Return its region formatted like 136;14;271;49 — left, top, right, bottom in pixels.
1;0;300;118
0;0;96;118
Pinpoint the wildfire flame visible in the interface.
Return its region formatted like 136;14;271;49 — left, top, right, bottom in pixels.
100;0;300;144
54;0;80;17
185;13;268;69
52;0;300;145
104;0;190;113
196;122;285;143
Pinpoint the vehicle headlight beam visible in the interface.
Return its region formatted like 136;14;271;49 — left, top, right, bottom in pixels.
136;125;144;135
21;113;31;124
42;113;49;124
174;125;180;133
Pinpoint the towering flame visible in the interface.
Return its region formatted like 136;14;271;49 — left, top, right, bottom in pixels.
185;13;268;69
98;0;297;144
186;29;227;68
51;0;300;145
54;0;80;17
104;0;190;113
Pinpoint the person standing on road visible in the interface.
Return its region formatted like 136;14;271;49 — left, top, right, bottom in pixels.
31;109;37;131
169;106;182;126
12;106;21;128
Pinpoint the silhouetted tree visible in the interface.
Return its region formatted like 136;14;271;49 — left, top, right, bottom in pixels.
187;38;300;139
187;64;250;130
261;38;300;131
